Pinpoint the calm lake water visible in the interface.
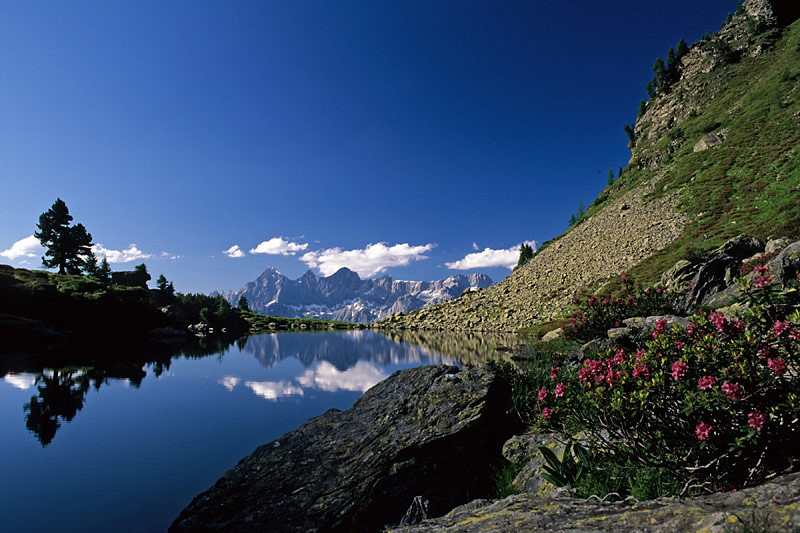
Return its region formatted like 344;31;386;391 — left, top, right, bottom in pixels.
0;330;516;532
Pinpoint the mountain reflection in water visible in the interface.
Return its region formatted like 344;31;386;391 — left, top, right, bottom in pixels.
3;330;518;447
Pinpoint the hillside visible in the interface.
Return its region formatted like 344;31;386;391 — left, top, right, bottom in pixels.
378;0;800;332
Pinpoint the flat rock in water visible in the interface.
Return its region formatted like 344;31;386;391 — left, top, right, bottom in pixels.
170;365;513;533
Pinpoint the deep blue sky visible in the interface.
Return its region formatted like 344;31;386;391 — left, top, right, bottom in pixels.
1;1;739;293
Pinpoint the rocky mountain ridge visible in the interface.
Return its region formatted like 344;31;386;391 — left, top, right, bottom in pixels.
222;267;493;324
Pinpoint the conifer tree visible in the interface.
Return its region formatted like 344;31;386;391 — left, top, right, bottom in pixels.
676;38;688;58
238;295;251;312
568;213;577;227
638;99;647;118
577;200;585;219
35;198;94;275
607;169;614;186
97;257;111;284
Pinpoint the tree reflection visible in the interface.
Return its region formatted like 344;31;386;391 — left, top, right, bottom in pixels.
15;335;240;446
24;370;88;446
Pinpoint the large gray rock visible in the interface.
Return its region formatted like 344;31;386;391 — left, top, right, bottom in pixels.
170;365;514;533
388;471;800;532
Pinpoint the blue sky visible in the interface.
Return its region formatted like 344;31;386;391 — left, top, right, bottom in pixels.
1;1;739;293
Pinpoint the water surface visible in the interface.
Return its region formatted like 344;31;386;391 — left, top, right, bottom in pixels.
0;330;516;532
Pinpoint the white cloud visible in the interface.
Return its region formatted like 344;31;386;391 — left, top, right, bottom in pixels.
92;244;152;264
218;376;241;391
249;237;308;256
472;242;479;251
301;242;434;277
4;373;37;390
1;235;44;260
245;380;304;401
446;240;538;271
223;245;245;258
296;360;387;392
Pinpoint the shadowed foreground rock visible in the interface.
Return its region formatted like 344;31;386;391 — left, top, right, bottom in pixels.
388;471;800;532
170;365;514;532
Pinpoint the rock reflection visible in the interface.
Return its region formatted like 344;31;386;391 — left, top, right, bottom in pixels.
376;330;519;366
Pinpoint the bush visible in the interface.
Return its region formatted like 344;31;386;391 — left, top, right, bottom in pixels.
544;270;800;491
566;276;691;342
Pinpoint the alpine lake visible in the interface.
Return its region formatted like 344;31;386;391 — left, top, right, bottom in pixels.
0;329;518;532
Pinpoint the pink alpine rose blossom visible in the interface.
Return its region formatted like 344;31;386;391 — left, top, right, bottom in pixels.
748;412;767;431
671;361;688;380
773;320;790;337
695;422;713;440
538;388;549;402
554;382;566;398
721;381;742;400
767;358;787;375
632;365;650;379
542;407;554;420
698;375;716;390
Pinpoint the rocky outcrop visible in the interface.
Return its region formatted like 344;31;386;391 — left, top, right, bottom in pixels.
170;365;516;533
378;184;687;332
388;471;800;532
660;235;798;308
110;269;150;289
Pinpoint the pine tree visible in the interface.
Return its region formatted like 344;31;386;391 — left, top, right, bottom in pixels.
577;200;585;219
623;124;636;148
676;38;689;58
652;57;667;91
97;257;111;284
83;250;99;277
569;213;577;227
638;99;647;118
34;198;94;275
618;167;623;178
157;274;169;292
607;168;615;186
238;295;251;312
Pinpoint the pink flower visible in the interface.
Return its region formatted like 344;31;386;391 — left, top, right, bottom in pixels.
621;274;628;282
754;264;770;275
674;341;685;351
635;348;646;362
633;364;650;379
686;322;695;337
653;318;668;338
709;311;727;332
732;321;746;335
767;358;787;375
554;382;566;398
698;375;716;390
610;349;626;366
538;388;549;401
578;368;591;384
604;369;621;387
754;275;773;289
773;320;790;337
550;366;560;380
757;346;774;359
695;422;713;440
542;407;554;420
721;381;742;400
685;284;692;292
789;329;800;341
671;361;688;380
748;412;767;431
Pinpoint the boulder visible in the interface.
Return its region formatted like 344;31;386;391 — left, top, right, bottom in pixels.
170;365;515;533
111;270;150;289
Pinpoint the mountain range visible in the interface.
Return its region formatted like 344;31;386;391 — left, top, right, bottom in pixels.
221;267;493;323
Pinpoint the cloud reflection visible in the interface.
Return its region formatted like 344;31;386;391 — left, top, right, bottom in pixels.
218;376;241;391
245;380;304;401
297;361;387;393
4;374;37;390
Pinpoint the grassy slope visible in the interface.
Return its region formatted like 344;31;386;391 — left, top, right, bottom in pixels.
552;17;800;290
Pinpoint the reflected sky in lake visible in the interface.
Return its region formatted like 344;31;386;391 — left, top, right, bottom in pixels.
0;329;517;533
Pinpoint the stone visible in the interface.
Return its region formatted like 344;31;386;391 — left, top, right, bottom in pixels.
170;365;515;533
765;237;791;254
541;328;565;342
387;471;800;532
399;496;431;525
501;433;565;497
693;131;725;151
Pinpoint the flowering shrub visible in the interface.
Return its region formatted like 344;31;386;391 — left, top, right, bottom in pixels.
542;270;799;490
566;275;691;342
